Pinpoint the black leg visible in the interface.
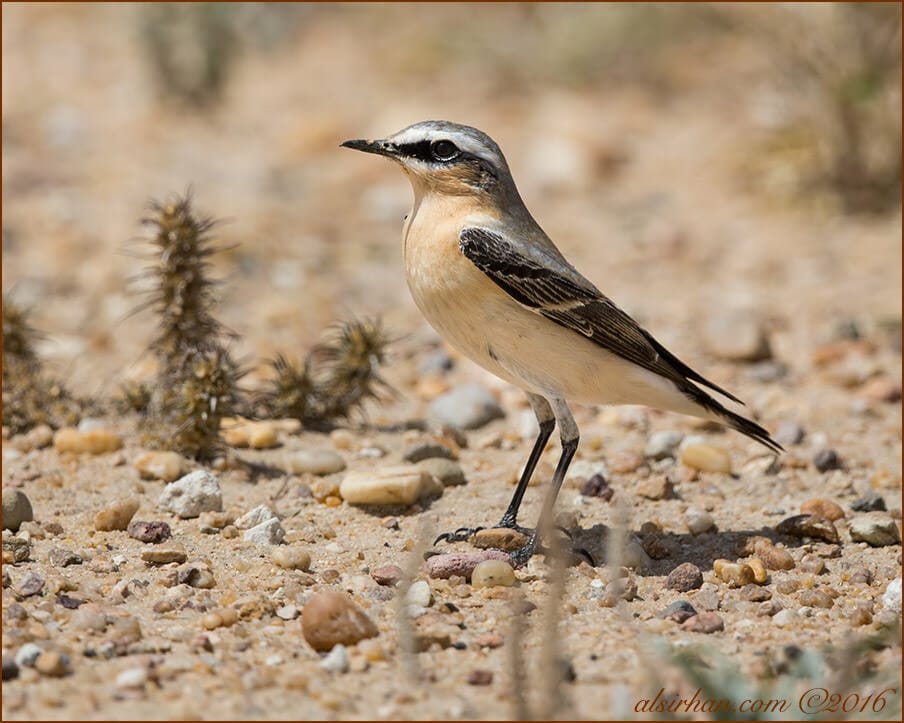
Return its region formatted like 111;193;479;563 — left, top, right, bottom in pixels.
434;393;554;545
510;398;581;566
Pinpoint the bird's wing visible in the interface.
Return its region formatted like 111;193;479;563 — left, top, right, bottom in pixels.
459;226;743;404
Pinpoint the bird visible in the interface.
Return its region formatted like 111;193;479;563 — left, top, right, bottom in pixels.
342;120;781;564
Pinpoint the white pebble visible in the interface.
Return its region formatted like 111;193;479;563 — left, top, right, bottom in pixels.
243;518;285;546
286;449;347;476
115;667;148;689
773;609;800;627
320;644;350;673
340;466;434;506
684;507;715;535
234;505;276;530
881;578;902;613
158;470;222;519
15;643;43;668
405;580;433;607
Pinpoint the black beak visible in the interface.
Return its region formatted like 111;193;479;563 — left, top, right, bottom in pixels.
340;138;396;157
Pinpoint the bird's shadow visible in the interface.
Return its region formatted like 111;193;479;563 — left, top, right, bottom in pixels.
572;523;809;576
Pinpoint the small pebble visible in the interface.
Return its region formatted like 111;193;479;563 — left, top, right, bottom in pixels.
598;576;637;606
881;578;901;613
801;498;845;521
799;555;825;575
2;489;33;532
272;546;311;571
799;589;834;609
657;600;697;623
53;427;122;455
684;507;715;535
471;527;530;552
851;604;873;626
746;557;768;583
774;422;805;446
243;518;286;546
429;384;504;430
158;470;222;519
15;643;43;668
848;567;873;585
320;644;350;673
301;591;378;652
851;492;886;512
680;444;732;474
580;473;614;500
94;497;140;532
12;424;53;452
471;560;516;589
608;450;644;474
127;520;172;544
636;476;673;501
776;515;839;544
859;375;902;403
140;544;187;565
234;505;277;530
704;309;771;362
2;657;19;681
848;514;901;547
776;579;800;594
713;560;755;588
247;421;279;449
287;449;347;476
16;571;45;597
738;536;795;570
177;565;216;589
416;458;466;487
739;584;771;602
202;607;238;630
48;547;82;567
623;541;652;571
772;608;800;627
690;586;720;612
813;449;842;473
467;669;493;686
34;651;69;677
340;466;434;506
474;632;504;649
276;605;300;620
405;580;433;607
758;600;783;617
680;612;724;634
666;563;703;592
644;431;683;460
115;667;148;689
403;442;454;463
133;451;184;481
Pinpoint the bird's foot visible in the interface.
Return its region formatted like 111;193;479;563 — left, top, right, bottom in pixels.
433;526;486;545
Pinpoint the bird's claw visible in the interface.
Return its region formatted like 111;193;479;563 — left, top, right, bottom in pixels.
433;526;485;545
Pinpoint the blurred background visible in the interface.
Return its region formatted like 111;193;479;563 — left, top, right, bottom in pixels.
2;2;901;398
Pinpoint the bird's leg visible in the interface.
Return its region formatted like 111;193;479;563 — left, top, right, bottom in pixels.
510;399;587;566
434;393;554;545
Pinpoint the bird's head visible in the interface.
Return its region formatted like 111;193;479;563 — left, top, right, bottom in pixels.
342;120;513;199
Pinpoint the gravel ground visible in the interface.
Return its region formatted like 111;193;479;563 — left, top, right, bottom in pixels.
3;4;901;720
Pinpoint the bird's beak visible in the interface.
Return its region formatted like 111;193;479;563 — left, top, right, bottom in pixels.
340;138;397;157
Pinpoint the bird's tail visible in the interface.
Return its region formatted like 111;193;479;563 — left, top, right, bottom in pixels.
680;381;784;454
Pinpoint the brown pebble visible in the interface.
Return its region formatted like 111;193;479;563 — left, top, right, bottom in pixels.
128;521;172;544
776;515;840;544
370;565;403;587
666;563;703;592
599;576;638;607
471;527;529;552
141;544;187;565
301;591;378;652
48;548;82;567
849;568;873;585
758;600;783;617
636;476;673;501
713;559;755;588
739;584;772;602
738;536;795;571
800;498;845;521
680;444;732;474
34;651;69;677
640;532;670;560
746;557;768;584
680;612;724;633
859;375;902;403
473;632;504;649
851;603;873;626
799;588;835;609
467;669;493;686
799;555;825;575
426;550;514;579
608;450;644;474
776;579;800;594
94;497;140;532
54;427;122;455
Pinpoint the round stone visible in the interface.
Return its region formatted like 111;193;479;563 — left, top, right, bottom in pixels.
94;497;141;532
301;590;378;652
471;560;516;589
272;546;311;571
287;449;347;476
2;489;33;532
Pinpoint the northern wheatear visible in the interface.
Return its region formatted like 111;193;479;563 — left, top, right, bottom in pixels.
343;120;781;563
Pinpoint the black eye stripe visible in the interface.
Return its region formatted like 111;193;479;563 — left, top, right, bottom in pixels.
396;140;438;162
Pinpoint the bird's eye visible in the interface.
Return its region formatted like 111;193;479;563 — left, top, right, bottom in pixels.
431;140;460;161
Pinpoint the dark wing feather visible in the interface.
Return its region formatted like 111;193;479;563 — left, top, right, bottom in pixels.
459;227;782;453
